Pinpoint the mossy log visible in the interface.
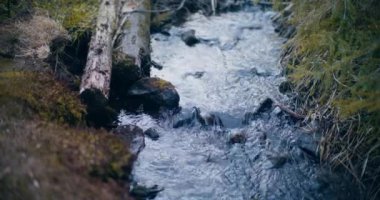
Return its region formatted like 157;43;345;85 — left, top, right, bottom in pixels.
80;0;117;98
114;0;151;77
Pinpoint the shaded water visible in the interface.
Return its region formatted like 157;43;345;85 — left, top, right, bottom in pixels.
120;8;354;200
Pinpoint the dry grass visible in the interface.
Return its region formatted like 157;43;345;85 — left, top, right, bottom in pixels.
15;14;69;59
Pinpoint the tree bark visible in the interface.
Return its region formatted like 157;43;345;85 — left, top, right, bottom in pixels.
114;0;152;77
80;0;116;98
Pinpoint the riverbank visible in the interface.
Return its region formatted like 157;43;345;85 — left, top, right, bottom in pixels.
274;1;380;199
0;2;137;199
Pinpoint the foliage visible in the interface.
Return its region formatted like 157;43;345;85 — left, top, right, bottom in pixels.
285;0;380;198
33;0;98;40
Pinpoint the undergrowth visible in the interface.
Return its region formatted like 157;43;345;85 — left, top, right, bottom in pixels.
285;0;380;199
0;0;97;41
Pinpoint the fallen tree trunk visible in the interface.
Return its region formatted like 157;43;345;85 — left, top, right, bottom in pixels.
114;0;152;77
80;0;116;98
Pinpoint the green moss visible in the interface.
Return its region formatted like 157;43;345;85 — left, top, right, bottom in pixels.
151;78;172;90
0;70;85;125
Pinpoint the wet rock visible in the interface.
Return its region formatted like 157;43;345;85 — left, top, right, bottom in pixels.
243;98;274;124
114;125;145;157
250;67;271;77
127;77;180;112
181;29;200;46
279;81;292;94
229;132;247;144
173;107;224;129
130;183;164;200
151;60;163;70
193;107;224;128
271;106;282;116
173;115;195;128
267;154;289;169
240;24;263;30
144;128;160;141
184;71;205;79
298;146;319;163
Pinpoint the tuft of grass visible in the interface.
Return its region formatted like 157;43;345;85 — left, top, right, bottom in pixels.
33;0;98;41
15;14;68;58
284;0;380;198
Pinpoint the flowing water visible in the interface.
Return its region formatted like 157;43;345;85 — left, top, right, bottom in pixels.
120;8;354;200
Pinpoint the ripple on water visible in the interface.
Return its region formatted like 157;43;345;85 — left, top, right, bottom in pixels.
120;8;355;200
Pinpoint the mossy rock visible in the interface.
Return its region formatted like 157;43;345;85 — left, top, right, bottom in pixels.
126;77;180;113
0;69;85;125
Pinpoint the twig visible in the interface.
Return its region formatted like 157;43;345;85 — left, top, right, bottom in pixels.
274;103;305;120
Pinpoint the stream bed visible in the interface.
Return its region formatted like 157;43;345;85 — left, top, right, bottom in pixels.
120;7;355;200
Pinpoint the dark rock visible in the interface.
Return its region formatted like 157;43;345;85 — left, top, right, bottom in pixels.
80;89;118;129
127;77;180;112
250;67;271;77
144;128;160;141
298;146;319;163
109;62;141;107
151;60;163;70
240;24;263;30
229;132;247;144
243;98;274;124
267;154;289;169
114;125;145;157
130;183;164;200
173;116;195;128
181;30;200;46
193;107;224;128
184;71;205;79
279;81;292;94
173;107;224;129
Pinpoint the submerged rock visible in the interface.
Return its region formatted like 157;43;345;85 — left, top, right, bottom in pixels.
127;77;180;112
173;107;224;129
181;29;200;46
130;183;164;200
243;98;274;124
267;153;289;169
184;71;205;79
114;125;145;157
229;132;247;144
144;128;160;141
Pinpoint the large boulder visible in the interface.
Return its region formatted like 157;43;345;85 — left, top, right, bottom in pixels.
127;77;180;112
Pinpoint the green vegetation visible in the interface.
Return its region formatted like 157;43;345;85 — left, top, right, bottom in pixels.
0;0;97;40
0;1;135;198
284;0;380;198
0;70;85;125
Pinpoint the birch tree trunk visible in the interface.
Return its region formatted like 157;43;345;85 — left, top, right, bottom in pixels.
114;0;152;77
80;0;116;98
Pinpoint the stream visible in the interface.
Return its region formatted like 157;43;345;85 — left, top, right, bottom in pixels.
120;7;354;200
